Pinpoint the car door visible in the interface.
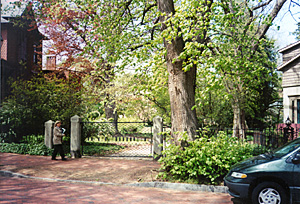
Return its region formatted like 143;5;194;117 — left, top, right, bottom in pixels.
292;151;300;203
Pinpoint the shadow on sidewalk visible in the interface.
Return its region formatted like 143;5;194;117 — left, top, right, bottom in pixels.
232;198;250;204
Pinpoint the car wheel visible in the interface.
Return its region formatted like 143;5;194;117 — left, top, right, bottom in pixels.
251;182;288;204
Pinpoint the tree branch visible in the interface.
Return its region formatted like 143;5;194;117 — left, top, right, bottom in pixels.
291;0;300;7
140;3;157;25
252;0;287;52
252;0;273;11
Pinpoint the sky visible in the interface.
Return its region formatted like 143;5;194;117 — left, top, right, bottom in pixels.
268;2;300;49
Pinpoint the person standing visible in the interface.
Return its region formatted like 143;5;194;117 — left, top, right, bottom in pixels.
51;120;67;161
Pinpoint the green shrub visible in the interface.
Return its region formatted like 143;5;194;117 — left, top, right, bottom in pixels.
82;122;115;142
0;143;53;156
158;131;266;185
21;135;44;144
0;74;84;142
0;137;124;157
120;125;138;134
82;142;124;156
27;144;53;155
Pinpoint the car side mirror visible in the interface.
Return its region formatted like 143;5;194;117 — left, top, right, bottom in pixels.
292;153;300;164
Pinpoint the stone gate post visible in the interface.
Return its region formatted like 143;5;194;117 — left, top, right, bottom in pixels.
44;120;54;149
153;116;163;160
70;115;82;158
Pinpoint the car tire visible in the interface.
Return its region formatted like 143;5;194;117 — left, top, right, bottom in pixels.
251;182;288;204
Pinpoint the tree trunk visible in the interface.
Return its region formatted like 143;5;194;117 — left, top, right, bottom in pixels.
104;97;116;120
232;101;246;139
103;63;116;121
168;64;198;145
158;0;198;145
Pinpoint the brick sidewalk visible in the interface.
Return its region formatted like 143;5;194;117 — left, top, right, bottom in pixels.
0;153;237;204
0;153;160;184
1;176;233;204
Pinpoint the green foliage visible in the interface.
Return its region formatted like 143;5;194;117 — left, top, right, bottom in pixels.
0;141;124;157
0;134;124;156
243;41;281;128
19;0;284;142
120;125;138;134
82;122;115;142
0;73;84;142
20;135;44;144
158;132;266;185
293;22;300;40
196;73;233;128
0;135;53;155
195;39;281;129
131;64;171;123
0;142;53;156
82;142;124;156
100;73;170;123
82;123;100;141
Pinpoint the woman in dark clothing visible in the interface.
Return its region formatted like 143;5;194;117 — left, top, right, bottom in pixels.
51;121;66;161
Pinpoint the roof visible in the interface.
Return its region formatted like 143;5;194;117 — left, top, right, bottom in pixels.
1;17;10;23
277;53;300;71
278;40;300;53
1;0;27;18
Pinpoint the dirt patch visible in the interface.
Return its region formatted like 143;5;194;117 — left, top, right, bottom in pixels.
0;153;161;184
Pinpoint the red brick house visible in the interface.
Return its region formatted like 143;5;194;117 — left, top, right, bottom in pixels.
1;2;43;103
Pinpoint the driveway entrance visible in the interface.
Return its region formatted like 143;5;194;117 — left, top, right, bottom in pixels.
81;121;153;157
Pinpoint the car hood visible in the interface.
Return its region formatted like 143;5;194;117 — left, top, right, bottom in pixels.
230;154;278;172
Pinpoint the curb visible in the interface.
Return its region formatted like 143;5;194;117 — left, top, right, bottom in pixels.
127;182;228;193
0;170;228;193
0;170;117;186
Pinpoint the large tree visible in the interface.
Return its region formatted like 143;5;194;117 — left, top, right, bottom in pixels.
211;0;287;137
33;1;119;120
17;0;298;144
156;0;213;144
156;0;289;140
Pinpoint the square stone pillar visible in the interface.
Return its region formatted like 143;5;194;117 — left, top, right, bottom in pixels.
44;120;54;148
153;116;163;160
70;115;82;158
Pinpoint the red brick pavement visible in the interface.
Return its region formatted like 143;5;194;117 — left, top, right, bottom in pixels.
0;176;233;204
0;153;160;183
0;153;237;204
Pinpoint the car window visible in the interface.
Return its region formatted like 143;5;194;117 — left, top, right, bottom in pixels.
272;139;300;158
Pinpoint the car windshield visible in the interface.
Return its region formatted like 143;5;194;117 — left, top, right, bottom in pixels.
272;138;300;158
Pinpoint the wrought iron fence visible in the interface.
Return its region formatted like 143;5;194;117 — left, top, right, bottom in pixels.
198;126;300;149
159;124;300;151
81;121;153;157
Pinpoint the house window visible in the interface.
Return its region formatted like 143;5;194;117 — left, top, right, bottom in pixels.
46;56;56;70
33;45;38;64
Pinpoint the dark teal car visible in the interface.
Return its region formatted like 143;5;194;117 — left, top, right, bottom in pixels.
224;138;300;204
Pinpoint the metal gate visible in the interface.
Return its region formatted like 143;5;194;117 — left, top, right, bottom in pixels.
81;121;153;157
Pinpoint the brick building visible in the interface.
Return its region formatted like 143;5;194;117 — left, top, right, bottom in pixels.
0;3;43;103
